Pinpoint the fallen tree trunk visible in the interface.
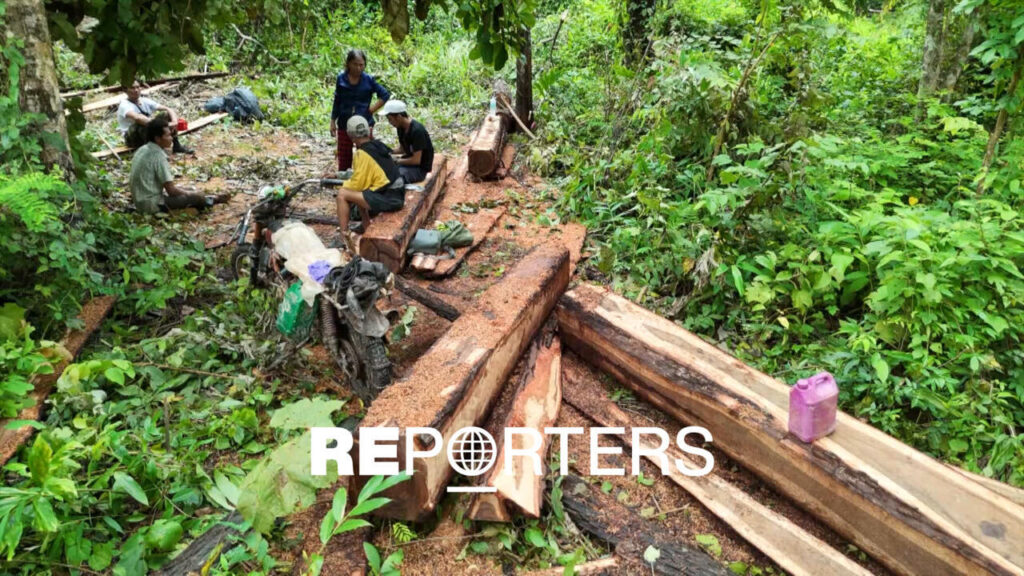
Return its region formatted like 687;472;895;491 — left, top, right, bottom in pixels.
468;114;509;178
61;71;229;99
468;333;561;521
556;284;1024;576
394;275;462;322
561;475;728;576
0;295;117;466
79;81;178;113
358;243;570;520
561;354;872;576
156;511;244;576
359;156;448;272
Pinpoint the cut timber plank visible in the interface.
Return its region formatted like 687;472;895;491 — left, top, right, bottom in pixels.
79;81;178;113
411;207;505;278
359;156;449;272
0;296;116;466
358;243;571;520
561;354;872;576
91;113;229;160
61;72;229;99
155;511;244;576
944;464;1024;508
561;475;729;576
520;557;619;576
468;113;508;178
556;284;1024;576
468;334;562;521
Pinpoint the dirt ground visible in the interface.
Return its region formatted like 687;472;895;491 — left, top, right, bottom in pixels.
89;78;887;576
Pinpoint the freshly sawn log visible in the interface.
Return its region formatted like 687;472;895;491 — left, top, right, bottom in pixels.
561;354;872;576
468;113;509;178
358;243;571;520
556;283;1024;576
468;334;562;521
359;156;448;272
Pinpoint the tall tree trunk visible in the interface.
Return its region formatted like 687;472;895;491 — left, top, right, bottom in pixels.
624;0;655;67
977;43;1024;195
515;27;533;130
918;0;976;99
3;0;73;172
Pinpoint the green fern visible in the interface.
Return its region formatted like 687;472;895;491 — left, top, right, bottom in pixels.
0;172;68;232
391;522;417;544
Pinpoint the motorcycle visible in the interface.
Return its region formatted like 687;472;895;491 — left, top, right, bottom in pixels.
227;178;393;403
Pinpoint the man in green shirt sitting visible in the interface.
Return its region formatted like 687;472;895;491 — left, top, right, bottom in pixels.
129;118;227;214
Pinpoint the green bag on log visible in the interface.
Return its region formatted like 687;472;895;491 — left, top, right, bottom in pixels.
438;220;473;249
276;282;314;341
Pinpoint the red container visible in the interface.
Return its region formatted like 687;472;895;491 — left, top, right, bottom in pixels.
176;118;188;132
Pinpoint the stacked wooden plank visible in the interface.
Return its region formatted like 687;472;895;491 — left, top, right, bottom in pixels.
357;243;570;520
358;156;448;272
556;283;1024;576
91;113;229;160
467;334;562;521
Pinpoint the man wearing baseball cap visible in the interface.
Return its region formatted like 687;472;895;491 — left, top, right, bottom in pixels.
380;99;435;183
335;115;405;245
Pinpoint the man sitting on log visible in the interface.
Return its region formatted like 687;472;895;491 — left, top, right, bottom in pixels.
334;116;405;247
118;80;193;154
129;118;228;214
380;100;434;184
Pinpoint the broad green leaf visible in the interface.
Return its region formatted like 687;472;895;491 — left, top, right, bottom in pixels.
871;354;890;382
145;519;183;551
89;541;114;571
32;498;60;532
695;533;722;557
237;431;337;533
270;398;345;430
320;511;335;545
28;436;52;483
113;472;149;506
364;541;382;572
336;518;373;534
525;527;546;547
349;496;391;517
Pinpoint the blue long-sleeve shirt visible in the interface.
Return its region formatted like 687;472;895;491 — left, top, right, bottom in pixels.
331;72;390;126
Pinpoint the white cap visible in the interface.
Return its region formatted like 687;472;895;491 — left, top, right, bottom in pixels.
380;100;407;115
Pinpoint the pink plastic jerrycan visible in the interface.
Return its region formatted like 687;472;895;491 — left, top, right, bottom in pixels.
788;372;838;443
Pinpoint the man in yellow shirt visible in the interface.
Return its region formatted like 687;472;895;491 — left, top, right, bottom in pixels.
335;116;405;243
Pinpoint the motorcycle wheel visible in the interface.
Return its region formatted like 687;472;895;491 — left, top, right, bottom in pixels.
231;243;276;288
333;330;391;405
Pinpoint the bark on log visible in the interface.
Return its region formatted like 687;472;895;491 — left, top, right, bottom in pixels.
468;333;562;521
468;114;509;178
155;511;244;576
0;296;117;466
359;156;449;272
394;275;462;322
358;243;570;520
561;475;728;576
561;354;872;576
555;283;1024;576
4;0;73;171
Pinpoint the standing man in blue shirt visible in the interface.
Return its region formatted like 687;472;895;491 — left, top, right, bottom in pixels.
330;49;390;171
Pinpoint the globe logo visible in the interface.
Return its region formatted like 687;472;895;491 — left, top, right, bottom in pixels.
447;427;497;477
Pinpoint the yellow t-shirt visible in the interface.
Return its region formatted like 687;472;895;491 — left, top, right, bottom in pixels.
343;149;391;192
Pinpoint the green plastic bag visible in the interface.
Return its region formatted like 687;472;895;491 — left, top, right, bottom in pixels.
276;282;315;341
438;220;473;249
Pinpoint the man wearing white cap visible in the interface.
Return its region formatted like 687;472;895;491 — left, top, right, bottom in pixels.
335;116;404;246
380;99;435;183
